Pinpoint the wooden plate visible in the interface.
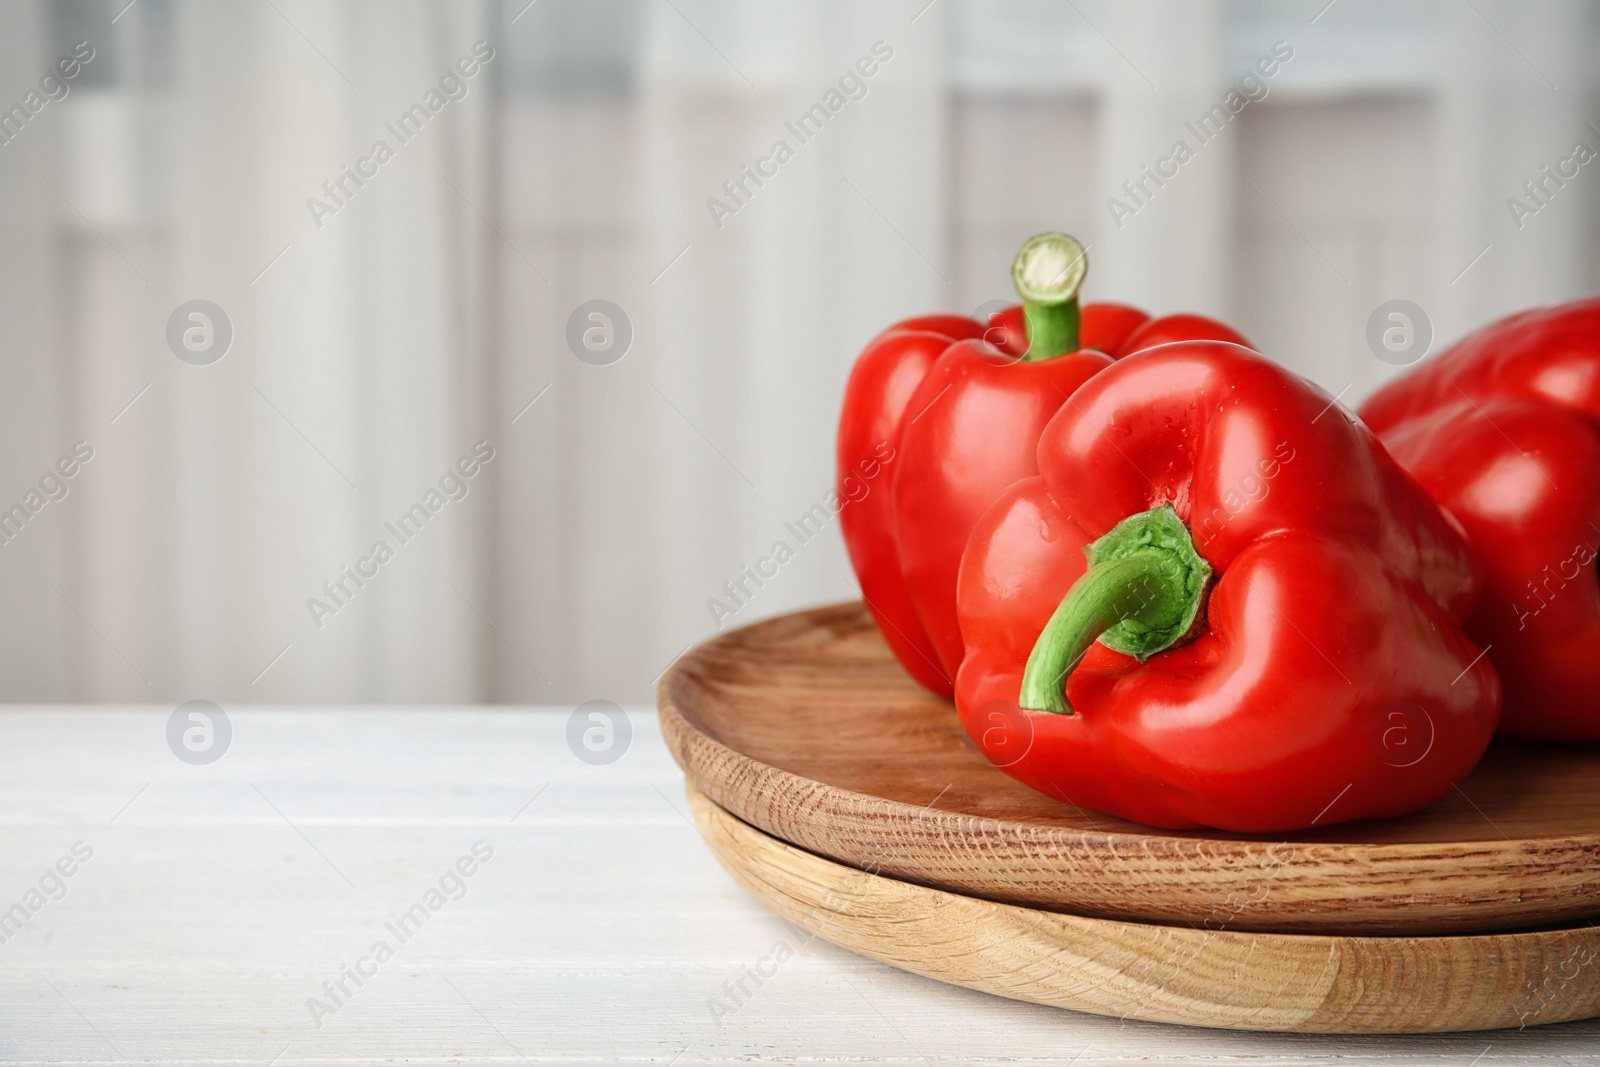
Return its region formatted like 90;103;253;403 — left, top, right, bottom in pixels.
687;783;1600;1034
659;602;1600;935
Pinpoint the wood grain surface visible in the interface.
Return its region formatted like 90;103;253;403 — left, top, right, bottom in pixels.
10;708;1600;1062
660;602;1600;935
688;782;1600;1034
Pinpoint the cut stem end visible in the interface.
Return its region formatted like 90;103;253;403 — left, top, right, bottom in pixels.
1012;232;1088;362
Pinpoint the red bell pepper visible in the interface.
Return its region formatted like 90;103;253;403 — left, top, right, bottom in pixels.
837;233;1250;697
1360;297;1600;741
955;341;1499;832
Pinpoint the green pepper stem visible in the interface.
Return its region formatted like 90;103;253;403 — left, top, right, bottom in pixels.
1012;232;1087;362
1021;300;1080;362
1018;504;1211;714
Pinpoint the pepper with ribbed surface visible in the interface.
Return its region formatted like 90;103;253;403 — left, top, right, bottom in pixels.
955;341;1500;831
836;233;1250;697
1361;297;1600;741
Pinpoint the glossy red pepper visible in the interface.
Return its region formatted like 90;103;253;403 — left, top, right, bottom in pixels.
1360;297;1600;741
837;234;1250;697
955;342;1499;832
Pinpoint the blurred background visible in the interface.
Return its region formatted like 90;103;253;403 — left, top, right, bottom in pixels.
0;0;1595;706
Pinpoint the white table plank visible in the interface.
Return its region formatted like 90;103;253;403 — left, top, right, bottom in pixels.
0;708;1592;1065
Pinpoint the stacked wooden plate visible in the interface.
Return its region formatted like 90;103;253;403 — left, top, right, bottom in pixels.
658;602;1600;1034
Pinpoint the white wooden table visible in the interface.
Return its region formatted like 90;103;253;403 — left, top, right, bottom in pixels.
1;708;1595;1066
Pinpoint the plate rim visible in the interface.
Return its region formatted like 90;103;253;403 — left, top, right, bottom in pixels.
660;600;1600;935
686;780;1600;1034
